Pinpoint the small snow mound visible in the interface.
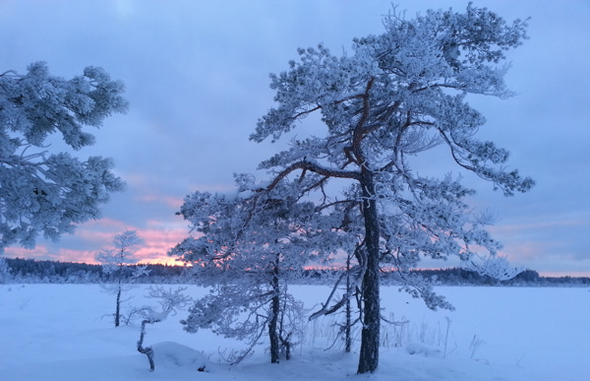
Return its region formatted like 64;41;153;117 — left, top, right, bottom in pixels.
152;341;209;371
405;342;441;357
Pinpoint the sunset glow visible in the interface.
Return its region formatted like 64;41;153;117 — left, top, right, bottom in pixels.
1;0;588;276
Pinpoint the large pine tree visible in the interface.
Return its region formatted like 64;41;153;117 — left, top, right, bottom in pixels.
250;4;533;373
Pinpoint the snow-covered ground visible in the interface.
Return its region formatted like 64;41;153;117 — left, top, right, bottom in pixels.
1;284;588;380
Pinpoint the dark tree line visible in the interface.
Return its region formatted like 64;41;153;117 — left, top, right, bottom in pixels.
2;258;186;283
2;257;588;287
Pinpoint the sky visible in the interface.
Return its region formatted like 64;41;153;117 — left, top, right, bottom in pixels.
1;0;589;277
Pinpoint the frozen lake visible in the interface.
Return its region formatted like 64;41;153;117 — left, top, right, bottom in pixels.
1;284;588;380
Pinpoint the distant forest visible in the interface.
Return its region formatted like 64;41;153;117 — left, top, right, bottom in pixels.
1;257;589;287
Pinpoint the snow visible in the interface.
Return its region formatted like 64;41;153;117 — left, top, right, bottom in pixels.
1;284;589;380
151;342;208;370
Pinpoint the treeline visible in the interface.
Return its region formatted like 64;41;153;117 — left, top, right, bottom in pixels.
301;267;590;287
2;257;589;286
393;268;590;287
1;257;188;284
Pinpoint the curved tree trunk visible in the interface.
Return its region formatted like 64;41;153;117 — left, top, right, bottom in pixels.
357;171;380;374
137;318;156;371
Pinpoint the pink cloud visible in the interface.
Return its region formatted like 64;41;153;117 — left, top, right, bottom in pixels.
130;223;191;265
4;245;96;264
2;216;188;265
5;246;51;260
56;248;97;264
137;194;159;203
74;218;132;241
163;196;184;209
134;194;184;211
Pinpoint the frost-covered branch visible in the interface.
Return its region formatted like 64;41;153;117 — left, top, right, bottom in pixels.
136;286;192;371
263;160;360;193
0;62;127;251
309;264;364;320
464;254;523;281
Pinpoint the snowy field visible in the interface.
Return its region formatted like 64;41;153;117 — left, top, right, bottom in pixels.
1;284;589;381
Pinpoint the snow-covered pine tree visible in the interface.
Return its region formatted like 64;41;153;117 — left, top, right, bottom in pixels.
250;4;533;373
171;175;331;364
0;62;127;252
0;256;11;283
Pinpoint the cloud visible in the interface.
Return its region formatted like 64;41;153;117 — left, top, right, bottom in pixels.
5;246;51;260
491;217;590;275
4;245;96;265
136;194;184;210
134;222;189;265
1;0;588;277
56;248;97;265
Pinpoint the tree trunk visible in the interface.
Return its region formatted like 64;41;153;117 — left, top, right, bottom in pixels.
137;319;156;371
357;170;380;374
269;262;281;363
345;253;352;353
115;286;121;327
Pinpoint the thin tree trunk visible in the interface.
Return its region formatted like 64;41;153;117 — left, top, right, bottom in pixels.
114;262;123;328
357;170;380;374
115;286;121;327
269;261;281;363
279;288;292;361
345;253;352;353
